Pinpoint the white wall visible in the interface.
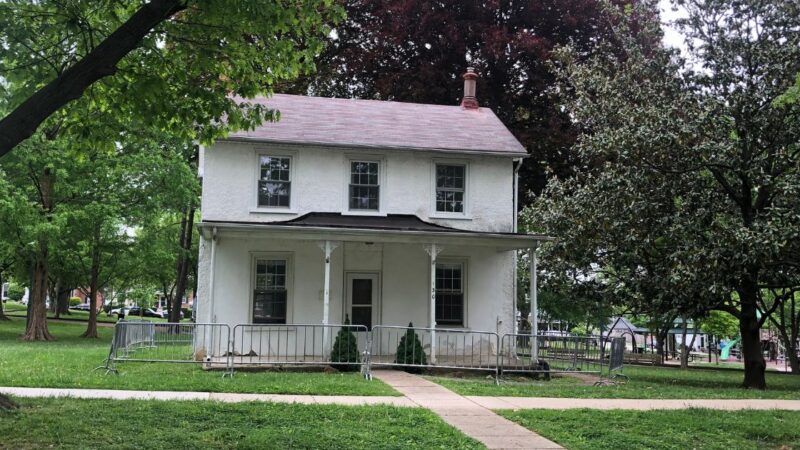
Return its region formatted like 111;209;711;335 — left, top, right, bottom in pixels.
199;235;515;335
201;141;515;233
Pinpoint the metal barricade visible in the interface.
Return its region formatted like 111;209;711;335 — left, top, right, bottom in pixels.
608;336;626;377
369;325;500;380
499;334;604;376
100;321;231;375
229;323;370;374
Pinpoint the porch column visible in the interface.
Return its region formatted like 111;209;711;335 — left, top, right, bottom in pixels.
318;240;340;350
529;245;539;363
424;243;443;363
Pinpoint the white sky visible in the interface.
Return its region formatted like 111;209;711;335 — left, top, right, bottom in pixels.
659;0;689;52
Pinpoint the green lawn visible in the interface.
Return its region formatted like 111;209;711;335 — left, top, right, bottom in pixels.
0;318;398;396
499;408;800;450
428;365;800;399
0;397;481;449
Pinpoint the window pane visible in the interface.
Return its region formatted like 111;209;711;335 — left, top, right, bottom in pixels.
258;181;290;207
435;263;463;325
435;165;465;213
352;279;372;305
349;185;379;210
351;306;372;329
253;290;287;324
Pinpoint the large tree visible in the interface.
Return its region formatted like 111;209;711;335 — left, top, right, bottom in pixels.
0;1;341;339
288;0;642;198
531;0;800;388
0;0;342;157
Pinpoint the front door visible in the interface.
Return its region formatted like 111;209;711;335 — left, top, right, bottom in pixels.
346;273;379;329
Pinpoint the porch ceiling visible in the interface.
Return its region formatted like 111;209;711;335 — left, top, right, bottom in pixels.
197;215;552;250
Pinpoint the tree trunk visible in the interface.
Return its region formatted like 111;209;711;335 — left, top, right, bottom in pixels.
738;278;766;389
169;206;195;323
0;0;187;157
0;272;9;321
55;287;70;318
22;167;55;341
0;393;17;411
680;316;690;369
81;223;101;338
22;239;54;341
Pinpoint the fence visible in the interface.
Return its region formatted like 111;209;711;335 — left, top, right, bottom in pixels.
100;321;231;374
500;334;606;376
101;322;624;381
608;336;626;377
368;325;500;379
229;323;369;373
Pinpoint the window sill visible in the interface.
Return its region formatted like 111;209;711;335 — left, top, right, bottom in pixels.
250;208;298;215
428;213;472;221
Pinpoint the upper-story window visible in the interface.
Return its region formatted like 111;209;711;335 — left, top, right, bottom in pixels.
258;156;291;208
349;161;380;211
435;164;466;213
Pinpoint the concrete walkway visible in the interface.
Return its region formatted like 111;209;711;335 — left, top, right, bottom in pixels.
468;396;800;411
0;386;414;407
372;370;563;450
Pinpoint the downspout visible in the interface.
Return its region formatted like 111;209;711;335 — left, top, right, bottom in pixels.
511;158;522;338
208;227;218;324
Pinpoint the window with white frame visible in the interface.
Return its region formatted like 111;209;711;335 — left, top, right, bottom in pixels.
435;262;464;326
253;259;287;324
435;164;465;213
258;156;291;208
349;161;380;210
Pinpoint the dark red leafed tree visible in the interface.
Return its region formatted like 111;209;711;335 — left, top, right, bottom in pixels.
289;0;642;200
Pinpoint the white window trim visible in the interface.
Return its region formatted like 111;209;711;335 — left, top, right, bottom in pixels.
249;252;294;324
430;159;471;220
251;148;298;214
342;153;387;216
432;257;469;329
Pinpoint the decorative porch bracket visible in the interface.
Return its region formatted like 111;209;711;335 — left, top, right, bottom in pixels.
423;243;443;363
317;240;340;350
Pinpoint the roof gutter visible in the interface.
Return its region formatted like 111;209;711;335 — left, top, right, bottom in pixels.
197;220;554;248
220;136;529;159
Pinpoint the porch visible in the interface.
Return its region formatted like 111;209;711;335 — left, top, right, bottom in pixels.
195;213;552;359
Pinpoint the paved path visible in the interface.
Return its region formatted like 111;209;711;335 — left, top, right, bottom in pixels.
372;370;562;450
468;396;800;411
0;386;414;407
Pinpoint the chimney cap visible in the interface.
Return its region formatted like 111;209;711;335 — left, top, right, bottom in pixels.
462;67;478;80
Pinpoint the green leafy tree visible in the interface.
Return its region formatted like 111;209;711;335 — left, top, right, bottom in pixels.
530;0;800;388
0;0;343;156
330;315;360;371
394;322;427;372
701;311;740;340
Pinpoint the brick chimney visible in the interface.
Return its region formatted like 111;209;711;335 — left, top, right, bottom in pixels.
460;67;479;109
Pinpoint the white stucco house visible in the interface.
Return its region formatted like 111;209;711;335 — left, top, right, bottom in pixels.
194;70;549;354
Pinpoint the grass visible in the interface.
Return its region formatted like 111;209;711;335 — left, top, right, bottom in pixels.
427;365;800;399
0;397;481;449
499;408;800;450
0;318;398;396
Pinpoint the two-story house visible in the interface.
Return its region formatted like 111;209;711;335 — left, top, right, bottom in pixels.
195;69;549;353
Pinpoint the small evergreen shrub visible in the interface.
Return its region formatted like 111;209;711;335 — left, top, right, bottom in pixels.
330;315;360;371
394;322;427;373
6;283;24;302
69;297;82;307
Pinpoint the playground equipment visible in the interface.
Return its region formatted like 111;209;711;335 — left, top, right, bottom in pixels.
720;336;740;360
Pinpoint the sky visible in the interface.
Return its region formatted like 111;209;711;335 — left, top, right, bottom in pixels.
659;0;689;52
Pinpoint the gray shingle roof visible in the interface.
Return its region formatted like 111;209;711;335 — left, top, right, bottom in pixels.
225;94;527;156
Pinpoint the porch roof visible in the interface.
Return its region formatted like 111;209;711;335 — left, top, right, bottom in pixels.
198;213;552;250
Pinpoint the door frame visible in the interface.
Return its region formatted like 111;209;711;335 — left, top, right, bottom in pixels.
343;271;381;328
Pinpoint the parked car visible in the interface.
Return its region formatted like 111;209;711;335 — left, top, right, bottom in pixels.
126;307;162;318
70;303;92;311
107;307;131;317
